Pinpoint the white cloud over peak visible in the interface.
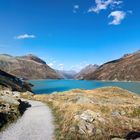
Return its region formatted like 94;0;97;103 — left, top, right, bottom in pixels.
58;64;64;70
88;0;123;13
48;63;54;67
108;10;126;25
15;34;36;39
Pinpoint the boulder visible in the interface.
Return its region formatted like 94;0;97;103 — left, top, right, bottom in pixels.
80;110;100;123
0;95;19;105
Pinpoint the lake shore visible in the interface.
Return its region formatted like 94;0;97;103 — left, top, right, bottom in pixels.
29;79;140;83
30;86;140;140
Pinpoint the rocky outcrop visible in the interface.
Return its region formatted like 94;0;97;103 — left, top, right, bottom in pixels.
0;70;32;130
0;69;32;92
75;64;99;79
81;51;140;81
0;54;61;80
0;87;31;131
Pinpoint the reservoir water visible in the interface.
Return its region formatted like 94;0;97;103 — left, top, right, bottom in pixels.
29;80;140;94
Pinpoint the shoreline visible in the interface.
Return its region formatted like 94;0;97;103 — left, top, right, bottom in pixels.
28;79;140;83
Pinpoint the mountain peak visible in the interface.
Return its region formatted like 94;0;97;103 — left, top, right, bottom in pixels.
75;64;99;80
17;54;46;64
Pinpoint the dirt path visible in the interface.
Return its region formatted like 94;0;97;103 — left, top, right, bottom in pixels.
0;100;54;140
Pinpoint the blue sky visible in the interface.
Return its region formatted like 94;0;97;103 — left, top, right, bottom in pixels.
0;0;140;71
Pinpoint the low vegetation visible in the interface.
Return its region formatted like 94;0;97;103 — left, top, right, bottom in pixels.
33;87;140;140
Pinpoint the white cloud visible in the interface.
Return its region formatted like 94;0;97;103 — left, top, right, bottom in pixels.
15;34;36;39
74;5;79;9
108;10;126;25
88;0;123;13
58;64;64;70
73;5;79;13
48;63;54;67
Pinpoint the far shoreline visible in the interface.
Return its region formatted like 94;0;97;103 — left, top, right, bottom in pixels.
27;79;140;83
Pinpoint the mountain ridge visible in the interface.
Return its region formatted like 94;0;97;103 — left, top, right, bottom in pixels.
81;50;140;81
0;54;61;80
75;64;99;80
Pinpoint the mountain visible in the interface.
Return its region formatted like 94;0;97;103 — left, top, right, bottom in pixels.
0;54;61;80
75;64;99;79
56;70;77;79
82;51;140;81
16;54;46;65
0;69;32;92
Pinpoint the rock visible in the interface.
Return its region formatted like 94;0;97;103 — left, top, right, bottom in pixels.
74;110;101;136
12;91;20;98
77;120;95;136
0;95;19;105
0;103;10;112
0;89;13;96
22;91;33;96
120;110;126;116
69;126;76;132
68;96;94;104
111;138;125;140
96;129;102;135
86;122;96;136
0;69;32;92
112;111;121;117
125;131;140;140
80;110;100;123
78;120;87;135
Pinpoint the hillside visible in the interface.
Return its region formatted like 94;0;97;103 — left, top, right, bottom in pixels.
82;51;140;81
75;64;99;79
0;54;61;80
33;87;140;140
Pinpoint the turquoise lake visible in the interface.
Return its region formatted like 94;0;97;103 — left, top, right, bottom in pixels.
29;80;140;94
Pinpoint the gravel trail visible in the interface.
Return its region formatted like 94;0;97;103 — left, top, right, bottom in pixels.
0;100;54;140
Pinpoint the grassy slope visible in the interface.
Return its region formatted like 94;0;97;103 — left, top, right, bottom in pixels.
32;87;140;140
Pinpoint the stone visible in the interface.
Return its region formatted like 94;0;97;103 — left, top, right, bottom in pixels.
22;91;33;96
112;111;121;117
68;96;94;104
80;110;100;123
0;95;19;105
12;91;20;98
96;129;102;135
86;122;95;136
69;126;76;132
77;119;95;136
78;120;87;135
111;138;125;140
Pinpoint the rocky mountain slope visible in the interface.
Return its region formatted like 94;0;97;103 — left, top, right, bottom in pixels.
0;54;61;80
75;64;99;79
81;51;140;81
56;70;77;79
0;69;32;92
